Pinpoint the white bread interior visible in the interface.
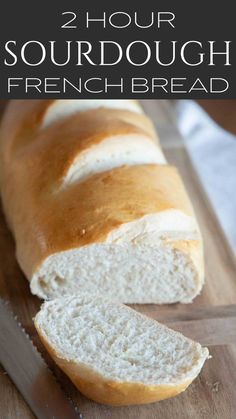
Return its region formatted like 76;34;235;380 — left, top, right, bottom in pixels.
31;210;203;303
42;99;143;128
34;293;209;406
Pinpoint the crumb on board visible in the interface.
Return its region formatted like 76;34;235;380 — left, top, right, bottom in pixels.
206;381;221;393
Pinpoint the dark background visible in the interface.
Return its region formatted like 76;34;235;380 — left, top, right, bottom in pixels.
0;0;235;99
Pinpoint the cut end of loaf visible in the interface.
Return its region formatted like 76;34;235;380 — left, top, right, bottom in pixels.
30;212;203;303
34;293;209;406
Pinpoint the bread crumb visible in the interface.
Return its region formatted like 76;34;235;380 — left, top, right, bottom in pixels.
80;229;86;236
206;381;220;393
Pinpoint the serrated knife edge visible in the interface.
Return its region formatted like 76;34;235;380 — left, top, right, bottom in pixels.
0;298;82;419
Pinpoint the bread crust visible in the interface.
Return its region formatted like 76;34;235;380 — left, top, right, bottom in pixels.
0;160;199;280
0;100;203;300
0;100;157;159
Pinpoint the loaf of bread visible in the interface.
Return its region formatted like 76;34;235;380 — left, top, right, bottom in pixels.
34;293;209;406
0;99;204;303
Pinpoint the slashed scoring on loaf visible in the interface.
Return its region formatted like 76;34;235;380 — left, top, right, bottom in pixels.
42;99;143;128
41;99;166;188
61;135;166;188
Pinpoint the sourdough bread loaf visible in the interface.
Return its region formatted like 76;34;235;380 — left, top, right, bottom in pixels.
0;99;204;303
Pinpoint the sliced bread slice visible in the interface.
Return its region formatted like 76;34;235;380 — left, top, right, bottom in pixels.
34;294;209;406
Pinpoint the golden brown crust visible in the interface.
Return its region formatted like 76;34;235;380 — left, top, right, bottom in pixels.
0;100;161;279
59;363;191;406
0;100;157;161
0;101;159;210
36;326;192;406
1;161;196;279
0;100;201;288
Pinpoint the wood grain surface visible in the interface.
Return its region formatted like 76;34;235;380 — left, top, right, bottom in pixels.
0;100;236;419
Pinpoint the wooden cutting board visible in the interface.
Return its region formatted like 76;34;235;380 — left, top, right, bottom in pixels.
0;100;236;419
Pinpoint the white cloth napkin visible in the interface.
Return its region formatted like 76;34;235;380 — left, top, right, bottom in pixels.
175;100;236;253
